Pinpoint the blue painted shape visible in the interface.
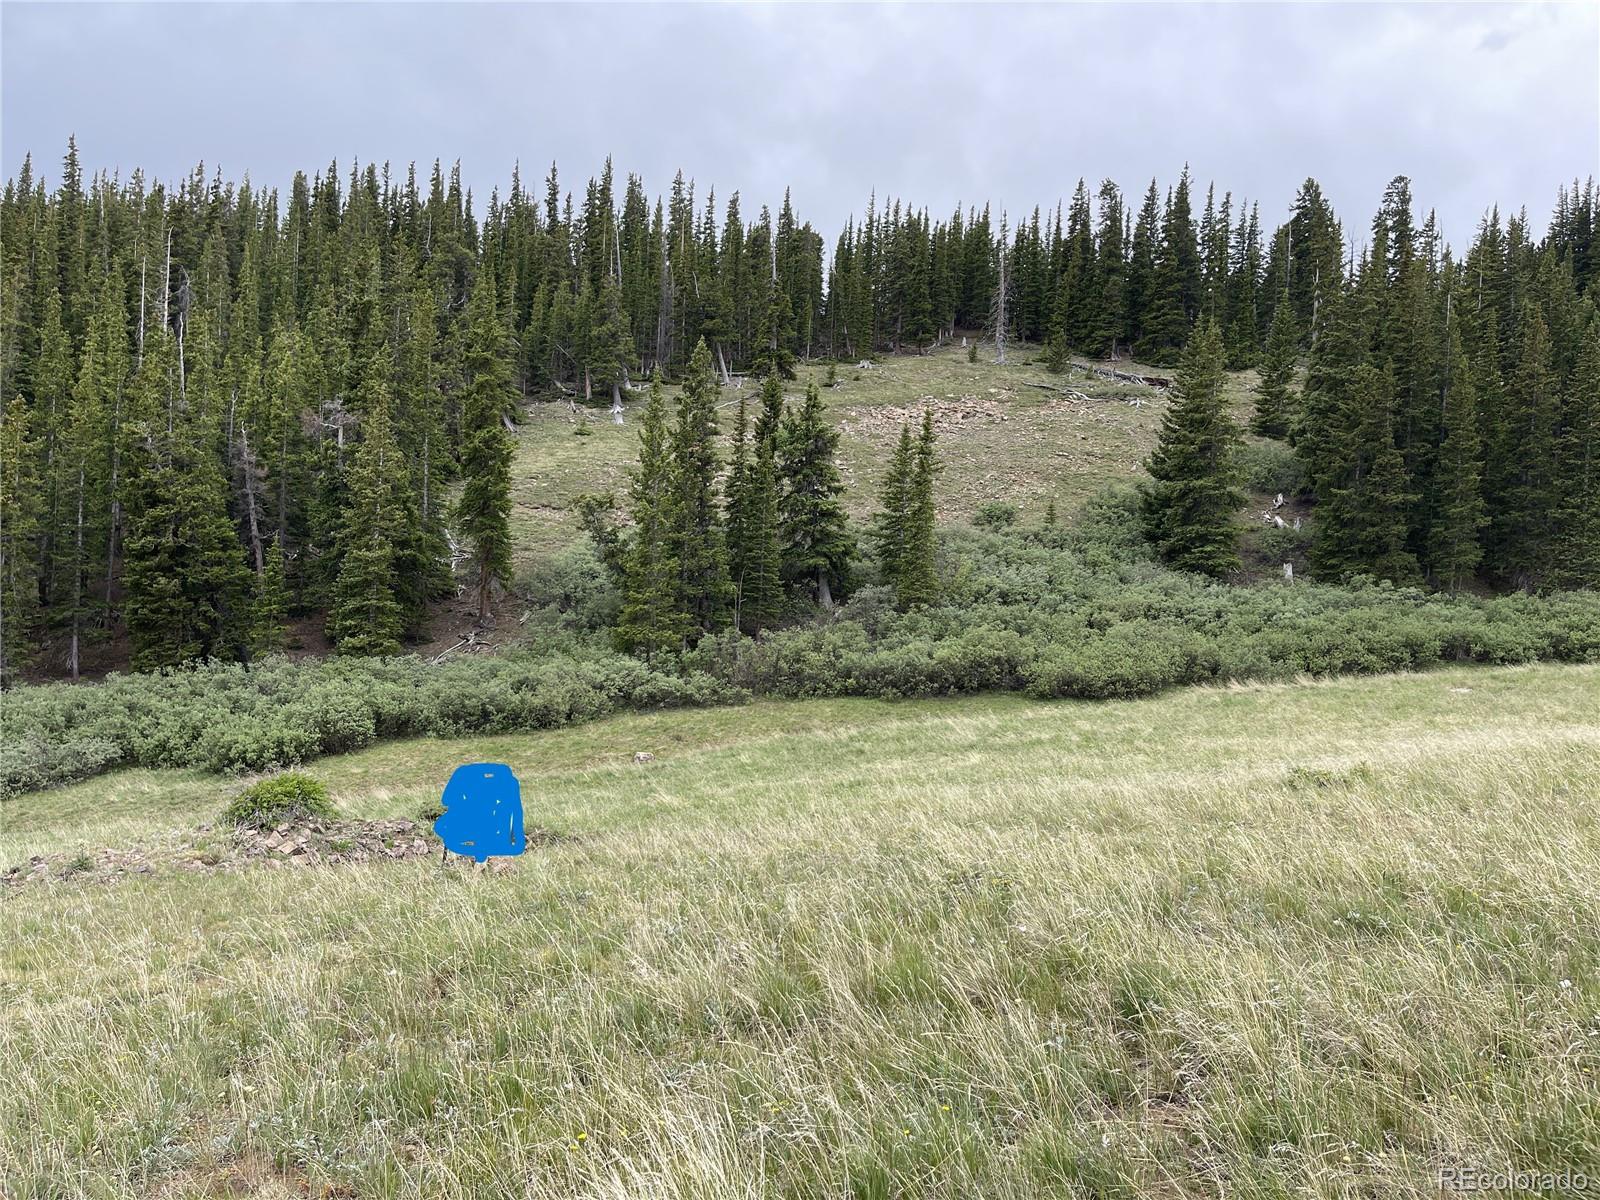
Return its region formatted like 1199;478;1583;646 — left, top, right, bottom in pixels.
434;763;525;862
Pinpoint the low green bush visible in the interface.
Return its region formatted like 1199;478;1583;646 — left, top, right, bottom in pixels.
2;648;745;797
972;501;1019;530
222;773;336;830
1237;440;1308;496
6;489;1598;799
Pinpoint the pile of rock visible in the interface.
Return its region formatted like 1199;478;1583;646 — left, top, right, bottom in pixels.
4;817;442;889
235;817;435;867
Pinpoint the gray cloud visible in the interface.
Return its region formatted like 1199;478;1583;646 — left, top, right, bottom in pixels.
3;1;1595;252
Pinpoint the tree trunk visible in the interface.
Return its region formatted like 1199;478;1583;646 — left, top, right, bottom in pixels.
611;382;624;425
817;568;833;610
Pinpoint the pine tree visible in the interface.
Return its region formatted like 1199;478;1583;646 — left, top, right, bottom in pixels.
1553;319;1600;588
871;422;915;587
1124;181;1161;351
32;286;72;612
754;372;785;447
1139;319;1243;576
1495;303;1560;590
896;409;940;607
251;538;290;655
327;399;406;656
724;391;783;631
669;339;730;630
616;373;690;660
1043;278;1070;373
0;392;40;682
1311;363;1418;583
59;266;125;675
1428;328;1487;592
121;328;252;668
456;276;515;622
776;381;854;606
724;393;754;617
593;278;635;417
1252;292;1297;439
741;435;784;628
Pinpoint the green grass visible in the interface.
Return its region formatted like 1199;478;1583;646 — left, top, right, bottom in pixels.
5;663;1599;1197
508;345;1203;569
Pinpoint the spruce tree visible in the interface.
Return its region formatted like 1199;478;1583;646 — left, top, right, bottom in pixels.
327;400;406;656
456;276;515;622
1252;292;1297;439
0;392;40;682
251;538;290;655
1553;320;1600;589
121;329;252;669
1311;363;1418;583
724;392;753;603
896;409;941;607
593;278;635;416
1495;303;1560;590
1138;319;1243;576
723;391;782;631
871;422;915;587
1428;329;1487;593
59;265;125;675
669;339;730;631
617;373;689;660
741;436;784;629
776;381;854;606
754;372;785;447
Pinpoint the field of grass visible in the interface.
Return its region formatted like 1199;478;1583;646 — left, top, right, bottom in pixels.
506;344;1261;568
5;663;1598;1197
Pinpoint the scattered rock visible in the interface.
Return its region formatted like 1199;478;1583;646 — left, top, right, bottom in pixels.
7;816;577;890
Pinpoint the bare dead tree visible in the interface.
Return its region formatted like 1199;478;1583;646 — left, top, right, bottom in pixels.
988;212;1013;365
238;426;266;574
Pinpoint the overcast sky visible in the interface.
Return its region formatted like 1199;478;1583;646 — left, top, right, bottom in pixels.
4;2;1596;253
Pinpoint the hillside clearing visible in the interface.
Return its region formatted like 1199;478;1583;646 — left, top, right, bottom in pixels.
4;663;1598;1197
505;344;1239;565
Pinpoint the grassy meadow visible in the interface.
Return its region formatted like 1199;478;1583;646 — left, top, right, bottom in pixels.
5;663;1598;1197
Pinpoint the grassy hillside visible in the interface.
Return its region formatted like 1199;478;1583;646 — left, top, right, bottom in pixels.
506;345;1253;567
5;663;1598;1197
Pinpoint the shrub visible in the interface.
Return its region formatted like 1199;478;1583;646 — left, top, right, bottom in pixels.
0;733;123;799
222;773;336;830
972;501;1019;530
6;487;1597;799
1237;440;1307;497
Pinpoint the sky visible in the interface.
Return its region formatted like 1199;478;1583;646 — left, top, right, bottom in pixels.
3;2;1596;253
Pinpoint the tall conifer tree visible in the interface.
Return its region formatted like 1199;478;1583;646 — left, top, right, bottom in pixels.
456;276;515;621
776;381;854;606
1252;292;1298;439
1428;328;1487;592
617;373;689;660
669;339;729;630
1139;319;1243;576
896;410;941;607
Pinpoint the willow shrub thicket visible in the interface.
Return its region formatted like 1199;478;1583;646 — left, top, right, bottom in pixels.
7;492;1598;798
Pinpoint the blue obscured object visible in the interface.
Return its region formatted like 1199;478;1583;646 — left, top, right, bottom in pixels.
434;763;525;862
